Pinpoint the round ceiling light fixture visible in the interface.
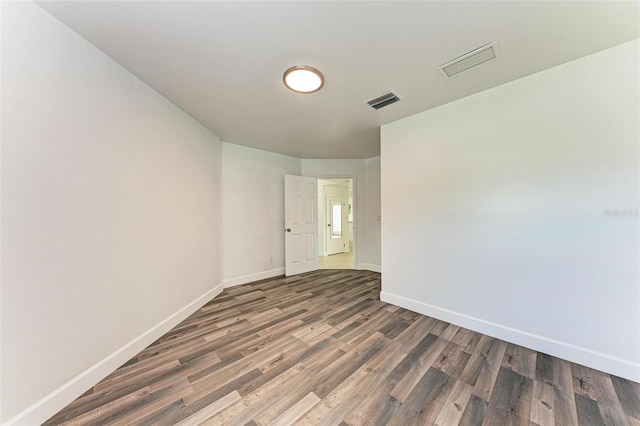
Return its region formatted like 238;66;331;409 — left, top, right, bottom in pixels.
283;65;324;93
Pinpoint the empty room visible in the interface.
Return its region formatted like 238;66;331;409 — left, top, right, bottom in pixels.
1;1;638;425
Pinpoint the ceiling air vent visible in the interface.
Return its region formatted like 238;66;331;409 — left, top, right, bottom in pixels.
366;91;400;110
438;41;501;79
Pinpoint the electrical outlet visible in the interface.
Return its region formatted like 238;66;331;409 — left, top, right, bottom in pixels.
268;256;273;264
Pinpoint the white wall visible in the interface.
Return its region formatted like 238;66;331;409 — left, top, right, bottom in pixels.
221;142;301;287
302;158;381;271
381;40;639;381
221;156;381;278
364;157;381;266
348;189;354;250
1;2;223;423
317;179;331;256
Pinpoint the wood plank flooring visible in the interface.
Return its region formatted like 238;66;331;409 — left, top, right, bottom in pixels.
44;270;640;425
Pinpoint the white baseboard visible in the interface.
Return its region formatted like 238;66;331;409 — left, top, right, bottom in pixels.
380;291;640;383
5;283;224;426
223;267;285;288
355;263;381;273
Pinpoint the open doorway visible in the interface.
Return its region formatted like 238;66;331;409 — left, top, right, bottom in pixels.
317;178;354;269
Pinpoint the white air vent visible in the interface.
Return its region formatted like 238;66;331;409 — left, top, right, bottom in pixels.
438;41;501;79
366;91;401;110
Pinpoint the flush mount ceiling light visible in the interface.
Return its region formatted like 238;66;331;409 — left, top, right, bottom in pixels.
283;65;324;93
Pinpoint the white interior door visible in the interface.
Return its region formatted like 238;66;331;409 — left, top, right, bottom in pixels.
284;175;318;276
325;187;348;256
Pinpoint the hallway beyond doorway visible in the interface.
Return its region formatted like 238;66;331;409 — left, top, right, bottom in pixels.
318;252;353;269
317;178;354;268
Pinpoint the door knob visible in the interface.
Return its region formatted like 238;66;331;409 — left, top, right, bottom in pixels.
286;228;291;232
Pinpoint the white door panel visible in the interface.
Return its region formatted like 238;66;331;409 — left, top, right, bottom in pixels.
285;175;318;276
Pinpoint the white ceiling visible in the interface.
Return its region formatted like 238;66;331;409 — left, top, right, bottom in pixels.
38;1;639;159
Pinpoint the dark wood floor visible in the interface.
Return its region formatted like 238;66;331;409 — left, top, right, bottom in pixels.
45;270;640;425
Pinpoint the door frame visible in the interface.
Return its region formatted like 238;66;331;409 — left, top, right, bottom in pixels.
314;175;357;266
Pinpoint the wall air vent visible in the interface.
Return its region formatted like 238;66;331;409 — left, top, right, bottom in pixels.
366;91;401;110
438;41;501;79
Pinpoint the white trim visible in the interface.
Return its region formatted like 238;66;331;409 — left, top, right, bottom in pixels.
380;290;640;383
223;268;285;288
355;263;381;273
4;283;224;426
